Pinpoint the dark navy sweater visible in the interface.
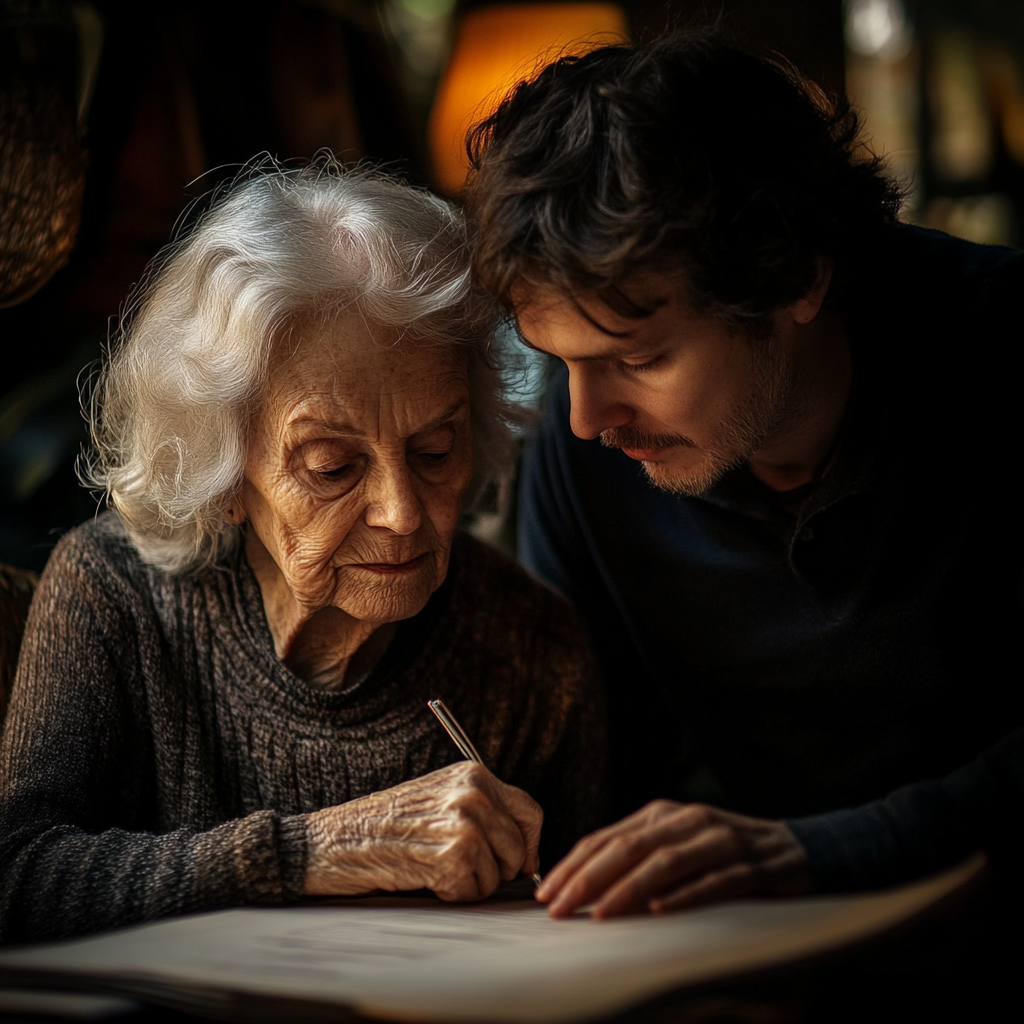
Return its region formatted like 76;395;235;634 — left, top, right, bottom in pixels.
518;224;1024;890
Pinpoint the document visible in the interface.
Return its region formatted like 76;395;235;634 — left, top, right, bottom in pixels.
0;853;983;1023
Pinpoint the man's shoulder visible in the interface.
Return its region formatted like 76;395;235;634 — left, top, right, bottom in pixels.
450;531;590;638
895;222;1023;266
443;533;599;724
878;224;1024;315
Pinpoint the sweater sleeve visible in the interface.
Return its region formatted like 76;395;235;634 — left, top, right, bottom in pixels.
787;728;1024;891
0;531;307;943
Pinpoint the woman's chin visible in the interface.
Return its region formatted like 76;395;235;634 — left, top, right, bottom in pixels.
336;563;441;624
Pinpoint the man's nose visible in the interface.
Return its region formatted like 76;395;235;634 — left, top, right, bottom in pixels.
363;460;424;534
567;365;634;440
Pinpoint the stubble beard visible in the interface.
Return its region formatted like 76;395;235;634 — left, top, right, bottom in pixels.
600;338;797;498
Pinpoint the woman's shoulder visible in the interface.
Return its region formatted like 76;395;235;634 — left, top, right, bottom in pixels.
38;513;228;620
40;512;137;584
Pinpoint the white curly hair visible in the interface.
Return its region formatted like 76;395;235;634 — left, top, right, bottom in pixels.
82;157;516;573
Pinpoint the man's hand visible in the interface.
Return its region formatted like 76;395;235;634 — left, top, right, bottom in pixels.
535;800;813;918
304;762;542;901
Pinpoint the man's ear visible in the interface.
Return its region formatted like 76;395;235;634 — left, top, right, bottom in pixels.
791;257;834;325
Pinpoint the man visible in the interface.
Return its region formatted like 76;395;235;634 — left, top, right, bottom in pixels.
464;31;1024;919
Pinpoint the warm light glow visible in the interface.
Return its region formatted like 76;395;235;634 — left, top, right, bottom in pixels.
428;3;628;194
844;0;911;60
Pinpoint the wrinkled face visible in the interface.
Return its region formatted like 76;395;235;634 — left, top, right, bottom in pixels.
514;271;796;497
238;311;473;626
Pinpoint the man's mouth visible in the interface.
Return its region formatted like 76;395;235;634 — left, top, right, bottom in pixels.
620;447;673;462
602;429;695;461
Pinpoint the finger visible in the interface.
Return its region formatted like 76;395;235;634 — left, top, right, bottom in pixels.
470;797;528;882
468;841;502;900
649;862;759;913
452;769;530;882
535;827;619;902
538;802;714;904
433;833;502;901
591;825;742;918
546;830;664;918
498;783;544;878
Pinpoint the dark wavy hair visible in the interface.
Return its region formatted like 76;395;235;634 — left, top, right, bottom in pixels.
465;30;904;335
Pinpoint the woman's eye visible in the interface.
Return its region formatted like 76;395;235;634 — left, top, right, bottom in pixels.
313;464;354;479
418;451;450;465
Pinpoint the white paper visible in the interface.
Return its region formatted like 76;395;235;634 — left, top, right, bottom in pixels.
0;853;983;1023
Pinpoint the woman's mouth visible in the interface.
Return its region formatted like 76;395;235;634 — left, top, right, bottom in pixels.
354;554;427;576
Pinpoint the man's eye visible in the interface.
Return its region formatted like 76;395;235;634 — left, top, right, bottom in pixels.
418;451;450;464
622;355;666;374
314;464;354;478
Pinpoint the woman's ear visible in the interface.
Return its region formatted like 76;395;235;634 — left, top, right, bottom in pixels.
791;257;834;325
224;498;246;525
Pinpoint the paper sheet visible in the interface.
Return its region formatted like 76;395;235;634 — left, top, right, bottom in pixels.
0;853;984;1023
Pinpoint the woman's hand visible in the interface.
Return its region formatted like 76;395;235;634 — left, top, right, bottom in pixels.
304;762;543;901
535;800;813;918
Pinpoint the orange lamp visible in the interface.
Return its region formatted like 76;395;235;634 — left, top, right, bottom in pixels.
428;3;628;194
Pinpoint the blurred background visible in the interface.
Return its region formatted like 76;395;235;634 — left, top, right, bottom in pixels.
1;0;1022;572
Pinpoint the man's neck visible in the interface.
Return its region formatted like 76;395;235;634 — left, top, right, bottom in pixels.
747;307;852;493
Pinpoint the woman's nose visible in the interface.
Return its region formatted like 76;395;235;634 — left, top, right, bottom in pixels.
567;365;634;440
363;462;424;534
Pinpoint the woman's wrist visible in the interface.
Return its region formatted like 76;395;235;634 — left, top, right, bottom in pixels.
303;801;378;896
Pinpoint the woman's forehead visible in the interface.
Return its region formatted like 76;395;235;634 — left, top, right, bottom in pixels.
271;308;465;370
259;313;470;431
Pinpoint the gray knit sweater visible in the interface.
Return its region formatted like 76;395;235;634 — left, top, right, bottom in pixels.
0;514;604;943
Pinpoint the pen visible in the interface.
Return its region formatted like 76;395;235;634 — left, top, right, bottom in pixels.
427;698;543;887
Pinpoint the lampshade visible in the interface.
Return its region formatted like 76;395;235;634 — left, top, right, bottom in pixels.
428;3;628;194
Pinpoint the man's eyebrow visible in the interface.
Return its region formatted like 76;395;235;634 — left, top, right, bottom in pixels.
570;297;635;338
515;328;647;363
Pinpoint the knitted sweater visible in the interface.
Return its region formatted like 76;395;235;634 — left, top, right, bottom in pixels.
0;514;604;942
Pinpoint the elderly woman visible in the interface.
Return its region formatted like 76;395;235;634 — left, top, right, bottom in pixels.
0;163;603;943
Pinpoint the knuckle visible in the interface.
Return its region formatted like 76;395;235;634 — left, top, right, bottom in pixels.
524;793;543;821
726;827;748;857
563;875;593;904
647;799;678;818
682;803;714;828
444;788;490;819
441;841;477;875
449;830;481;858
650;844;687;873
461;762;490;784
608;833;642;858
458;785;493;811
576;830;605;853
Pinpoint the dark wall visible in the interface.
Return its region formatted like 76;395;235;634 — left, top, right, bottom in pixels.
0;0;418;572
625;0;845;98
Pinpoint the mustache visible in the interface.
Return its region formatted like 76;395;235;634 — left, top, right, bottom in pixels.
600;427;696;450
